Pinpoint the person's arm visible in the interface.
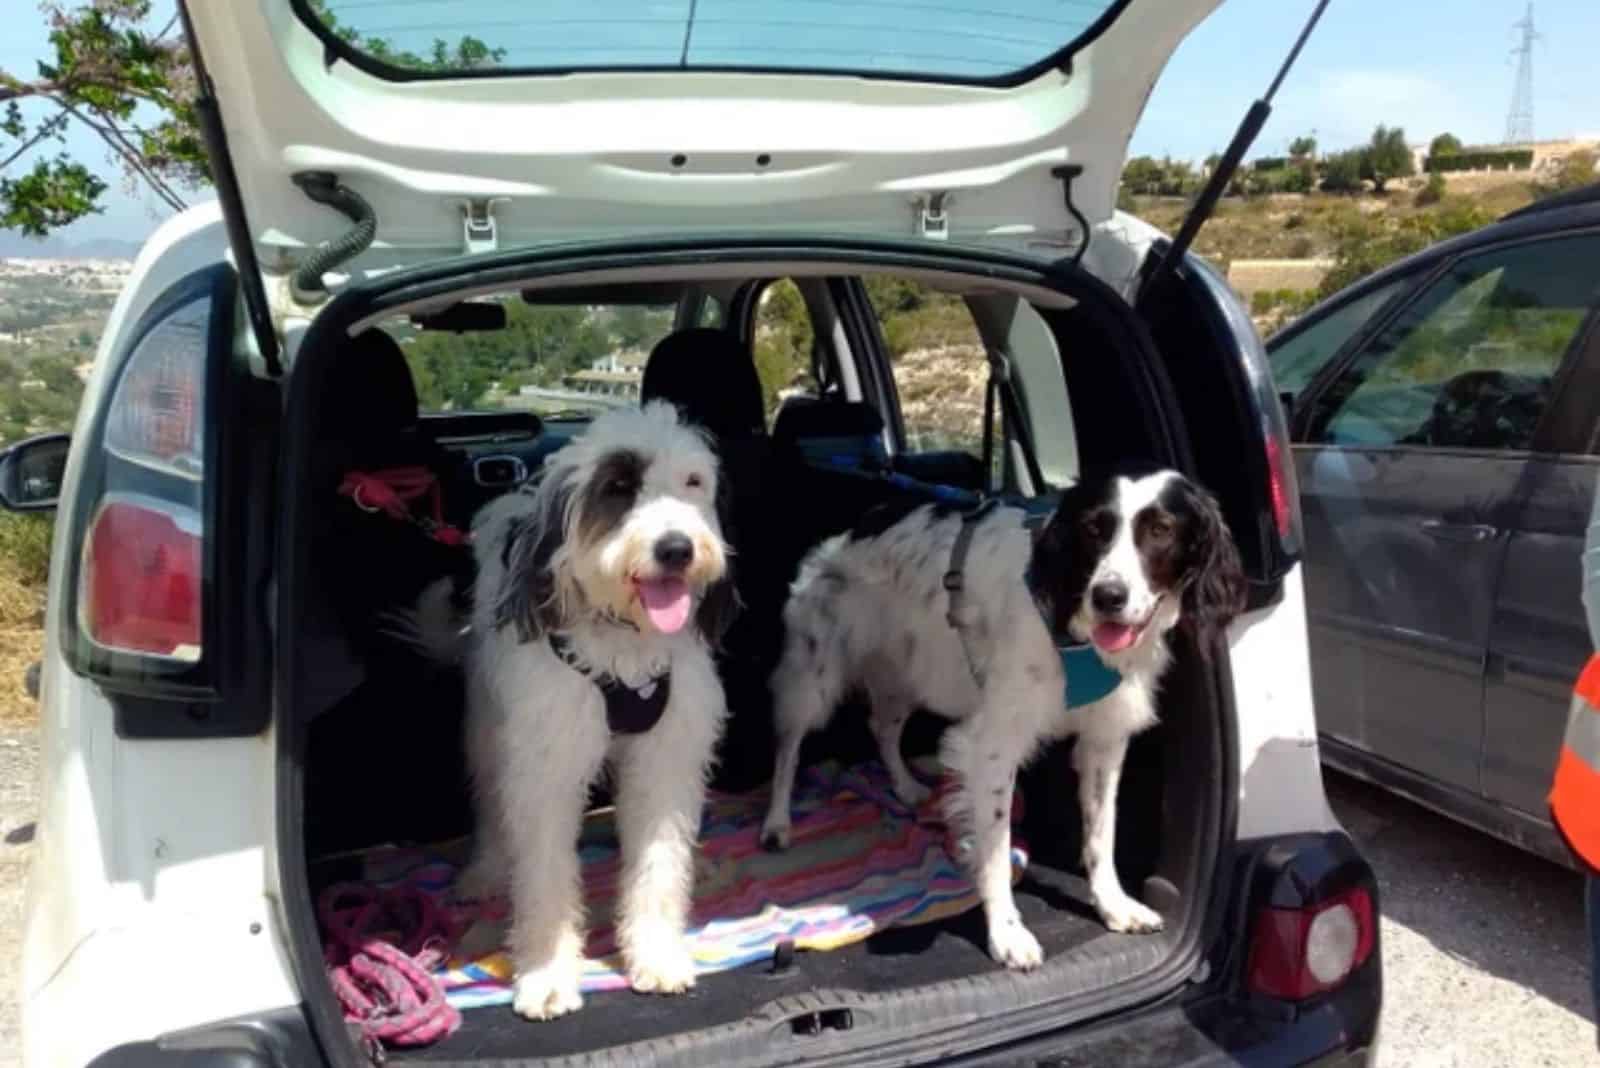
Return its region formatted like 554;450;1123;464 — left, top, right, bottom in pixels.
1584;471;1600;651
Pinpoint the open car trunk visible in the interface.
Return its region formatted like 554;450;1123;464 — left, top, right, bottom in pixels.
279;240;1234;1067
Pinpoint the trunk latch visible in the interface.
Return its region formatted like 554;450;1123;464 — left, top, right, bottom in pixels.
460;198;508;255
789;1008;854;1037
917;192;950;241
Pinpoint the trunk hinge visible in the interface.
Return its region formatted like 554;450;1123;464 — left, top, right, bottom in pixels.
460;198;508;255
916;192;950;241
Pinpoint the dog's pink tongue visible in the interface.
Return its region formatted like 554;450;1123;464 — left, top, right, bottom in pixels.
639;577;692;634
1092;622;1137;653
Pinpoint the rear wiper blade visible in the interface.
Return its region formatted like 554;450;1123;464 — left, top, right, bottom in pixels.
1137;0;1334;303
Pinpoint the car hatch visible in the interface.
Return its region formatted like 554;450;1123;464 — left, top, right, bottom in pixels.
178;0;1220;274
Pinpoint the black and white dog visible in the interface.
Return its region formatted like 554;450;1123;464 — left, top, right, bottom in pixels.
407;401;738;1020
761;467;1245;969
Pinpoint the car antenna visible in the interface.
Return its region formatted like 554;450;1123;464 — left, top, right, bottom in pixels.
1136;0;1334;304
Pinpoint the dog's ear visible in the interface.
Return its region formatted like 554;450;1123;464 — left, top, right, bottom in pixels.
696;459;742;649
1179;481;1247;656
1030;484;1094;636
492;476;574;642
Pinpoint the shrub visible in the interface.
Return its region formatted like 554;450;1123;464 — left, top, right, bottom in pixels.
1360;125;1414;193
1288;235;1316;258
1415;171;1447;206
1425;149;1534;173
1320;150;1364;193
1253;156;1288;172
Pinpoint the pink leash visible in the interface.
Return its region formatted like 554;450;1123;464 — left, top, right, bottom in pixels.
319;882;463;1048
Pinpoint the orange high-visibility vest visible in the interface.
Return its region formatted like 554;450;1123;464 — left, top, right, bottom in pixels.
1550;653;1600;873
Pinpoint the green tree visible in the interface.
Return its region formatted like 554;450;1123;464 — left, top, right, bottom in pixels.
1319;149;1364;194
1359;125;1414;194
1121;155;1166;196
1414;170;1447;206
1428;132;1463;159
1288;135;1317;159
0;0;502;236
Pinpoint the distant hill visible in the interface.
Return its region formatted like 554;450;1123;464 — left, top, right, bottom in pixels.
0;232;140;261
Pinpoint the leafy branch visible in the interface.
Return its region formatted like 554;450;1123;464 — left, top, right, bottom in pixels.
1;0;505;238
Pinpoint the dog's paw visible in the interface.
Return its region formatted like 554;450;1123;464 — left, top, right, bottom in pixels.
987;914;1044;971
894;777;933;809
1099;896;1165;935
759;821;791;852
512;966;584;1021
627;938;698;995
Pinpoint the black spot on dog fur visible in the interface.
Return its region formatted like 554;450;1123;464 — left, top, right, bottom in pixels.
992;807;1005;821
577;448;646;546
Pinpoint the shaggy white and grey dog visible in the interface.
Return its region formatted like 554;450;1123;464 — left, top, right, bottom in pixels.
760;467;1244;970
408;401;738;1021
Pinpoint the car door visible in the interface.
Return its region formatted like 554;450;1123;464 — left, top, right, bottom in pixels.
1268;271;1423;748
1292;232;1600;795
1480;252;1600;820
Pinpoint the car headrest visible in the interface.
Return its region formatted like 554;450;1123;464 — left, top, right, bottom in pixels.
641;327;766;442
771;400;889;472
322;329;421;442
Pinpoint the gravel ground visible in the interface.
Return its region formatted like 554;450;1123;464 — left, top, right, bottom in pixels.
0;726;38;1068
1326;771;1596;1067
0;726;1592;1066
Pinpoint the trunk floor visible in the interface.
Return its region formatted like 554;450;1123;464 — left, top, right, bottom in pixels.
396;858;1112;1063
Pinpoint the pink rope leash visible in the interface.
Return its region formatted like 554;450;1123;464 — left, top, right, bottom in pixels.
319;882;462;1048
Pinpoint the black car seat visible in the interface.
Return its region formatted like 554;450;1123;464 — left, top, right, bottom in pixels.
640;327;787;788
304;328;475;855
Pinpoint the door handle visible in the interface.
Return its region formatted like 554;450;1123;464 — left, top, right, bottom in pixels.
1419;519;1498;543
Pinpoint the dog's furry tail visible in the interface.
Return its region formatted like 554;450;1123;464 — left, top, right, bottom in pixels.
377;576;470;664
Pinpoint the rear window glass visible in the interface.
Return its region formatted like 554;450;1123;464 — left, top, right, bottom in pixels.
385;299;680;417
298;0;1125;82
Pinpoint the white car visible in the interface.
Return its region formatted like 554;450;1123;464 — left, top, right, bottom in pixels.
8;1;1380;1065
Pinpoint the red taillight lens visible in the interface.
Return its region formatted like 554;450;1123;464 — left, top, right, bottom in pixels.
1263;431;1292;541
1247;886;1375;1000
80;498;203;661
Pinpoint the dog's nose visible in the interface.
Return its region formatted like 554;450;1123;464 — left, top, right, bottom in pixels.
1091;580;1129;614
653;532;694;572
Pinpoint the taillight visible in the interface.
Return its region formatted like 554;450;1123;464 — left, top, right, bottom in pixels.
76;295;210;666
1263;427;1292;540
1247;885;1376;1000
81;497;202;661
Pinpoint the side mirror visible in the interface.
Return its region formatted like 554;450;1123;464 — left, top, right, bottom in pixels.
0;433;70;512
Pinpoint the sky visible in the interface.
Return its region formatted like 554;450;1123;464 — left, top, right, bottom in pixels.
1;0;1596;245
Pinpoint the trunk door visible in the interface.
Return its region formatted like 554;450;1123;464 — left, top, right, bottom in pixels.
183;0;1220;270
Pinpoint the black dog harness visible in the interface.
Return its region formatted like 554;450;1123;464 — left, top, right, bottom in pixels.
548;631;673;736
943;501;1123;705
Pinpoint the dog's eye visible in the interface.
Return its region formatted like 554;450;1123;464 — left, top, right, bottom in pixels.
604;477;634;496
685;473;704;490
1147;518;1175;540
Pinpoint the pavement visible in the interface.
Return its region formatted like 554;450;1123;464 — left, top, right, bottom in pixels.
0;725;1593;1066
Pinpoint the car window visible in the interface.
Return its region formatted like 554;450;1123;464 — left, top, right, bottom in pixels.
752;279;823;425
1305;234;1600;451
385;299;681;416
1269;276;1411;400
864;278;991;460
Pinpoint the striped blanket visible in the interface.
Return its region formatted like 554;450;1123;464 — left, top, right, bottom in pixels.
354;758;1027;1010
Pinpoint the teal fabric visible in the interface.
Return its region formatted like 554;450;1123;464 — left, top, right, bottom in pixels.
1062;644;1122;708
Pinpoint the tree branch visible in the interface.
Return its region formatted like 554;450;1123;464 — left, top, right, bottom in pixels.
0;112;68;171
48;95;186;211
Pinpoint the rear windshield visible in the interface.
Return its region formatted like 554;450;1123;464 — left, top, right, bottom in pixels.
296;0;1127;83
